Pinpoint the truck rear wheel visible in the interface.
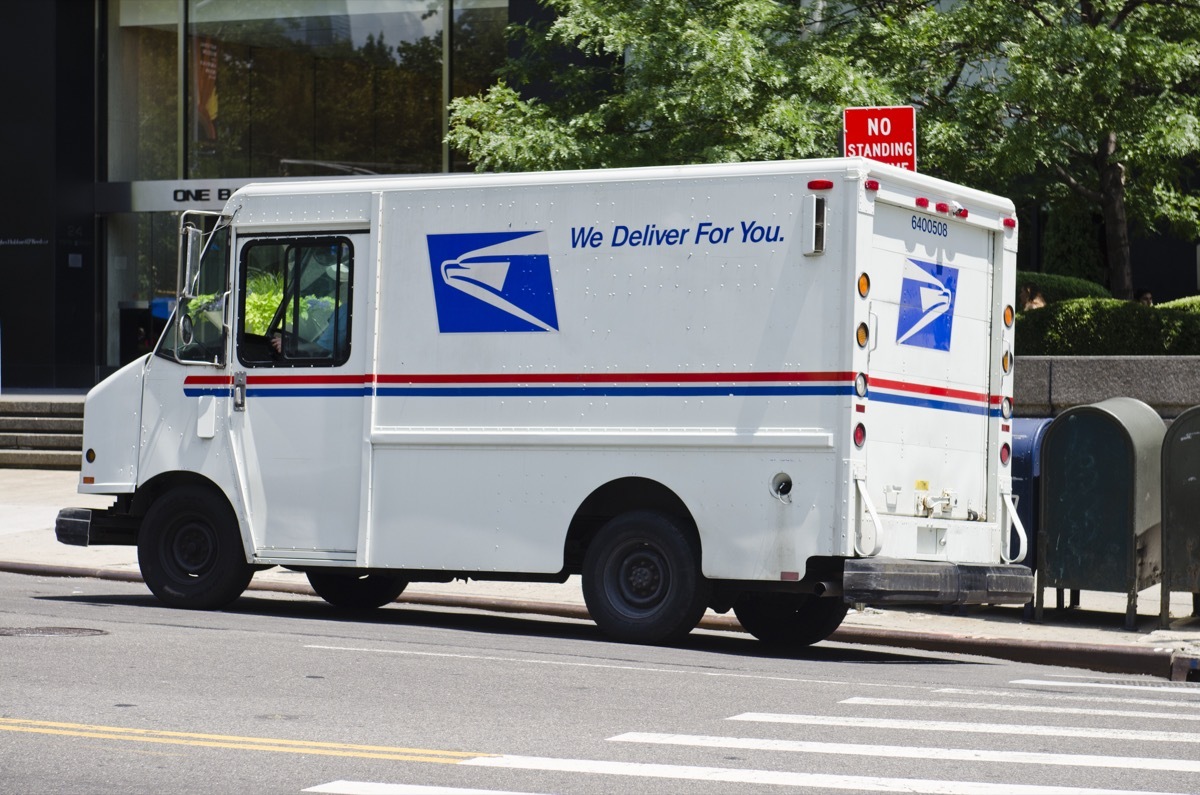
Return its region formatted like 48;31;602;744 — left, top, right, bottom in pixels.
306;571;408;610
733;592;848;648
137;486;253;610
582;511;710;645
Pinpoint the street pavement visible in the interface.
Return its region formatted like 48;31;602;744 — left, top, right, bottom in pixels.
3;468;1199;681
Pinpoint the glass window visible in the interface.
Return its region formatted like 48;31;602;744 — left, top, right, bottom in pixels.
238;237;353;367
186;1;461;178
156;220;230;366
108;0;180;181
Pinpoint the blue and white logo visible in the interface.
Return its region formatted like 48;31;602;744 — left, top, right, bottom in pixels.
896;258;958;351
427;231;558;333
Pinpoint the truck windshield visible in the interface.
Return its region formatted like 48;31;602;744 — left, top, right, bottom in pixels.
157;213;230;365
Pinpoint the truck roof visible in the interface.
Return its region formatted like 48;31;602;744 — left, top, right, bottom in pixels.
223;157;1015;219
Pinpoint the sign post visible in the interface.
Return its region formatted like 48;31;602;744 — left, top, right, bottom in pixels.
843;106;917;171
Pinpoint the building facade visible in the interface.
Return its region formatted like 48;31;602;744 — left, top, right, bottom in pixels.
0;0;535;389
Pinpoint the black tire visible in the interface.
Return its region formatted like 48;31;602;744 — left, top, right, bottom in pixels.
733;592;849;648
582;511;711;645
306;571;408;610
137;486;253;610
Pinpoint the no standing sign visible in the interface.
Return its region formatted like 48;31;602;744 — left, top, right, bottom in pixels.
843;106;917;171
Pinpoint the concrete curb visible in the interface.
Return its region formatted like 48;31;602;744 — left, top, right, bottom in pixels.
0;559;1182;680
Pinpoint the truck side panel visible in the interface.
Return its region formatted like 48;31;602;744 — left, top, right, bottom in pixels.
365;174;857;578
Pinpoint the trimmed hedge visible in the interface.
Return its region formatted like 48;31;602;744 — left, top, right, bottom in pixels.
1015;272;1110;306
1016;298;1200;355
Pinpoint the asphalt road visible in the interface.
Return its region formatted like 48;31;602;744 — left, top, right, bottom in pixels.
4;571;1200;795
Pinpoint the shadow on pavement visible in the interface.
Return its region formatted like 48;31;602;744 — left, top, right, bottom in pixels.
38;590;981;669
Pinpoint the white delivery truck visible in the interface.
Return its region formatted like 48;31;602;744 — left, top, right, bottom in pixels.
58;158;1032;646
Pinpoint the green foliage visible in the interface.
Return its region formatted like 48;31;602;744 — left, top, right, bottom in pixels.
240;271;334;338
1016;272;1109;307
850;0;1200;298
448;1;1200;303
1159;295;1200;313
244;272;283;336
1016;298;1200;355
1038;199;1107;284
448;0;900;170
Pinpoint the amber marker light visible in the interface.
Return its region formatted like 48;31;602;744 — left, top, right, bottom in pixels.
857;273;871;298
856;322;870;348
1003;305;1015;327
1002;350;1013;373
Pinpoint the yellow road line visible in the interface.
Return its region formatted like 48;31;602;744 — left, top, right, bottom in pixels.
0;718;490;764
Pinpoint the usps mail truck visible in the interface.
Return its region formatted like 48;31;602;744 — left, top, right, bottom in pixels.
58;158;1032;646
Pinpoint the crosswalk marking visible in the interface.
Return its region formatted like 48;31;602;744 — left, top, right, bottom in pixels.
462;753;1191;795
842;696;1200;722
608;731;1200;773
1011;679;1200;696
730;712;1200;743
305;784;543;795
937;687;1200;709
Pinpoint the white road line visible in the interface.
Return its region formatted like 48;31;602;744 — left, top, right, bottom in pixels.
842;696;1200;722
730;713;1200;744
463;753;1191;795
302;644;925;689
1012;679;1200;696
305;784;542;795
937;687;1200;709
609;731;1200;773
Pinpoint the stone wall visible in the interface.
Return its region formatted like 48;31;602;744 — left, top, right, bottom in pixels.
1015;357;1200;419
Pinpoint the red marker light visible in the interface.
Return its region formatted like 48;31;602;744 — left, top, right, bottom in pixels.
955;207;969;218
853;423;867;447
935;202;951;214
915;197;930;208
808;179;834;190
1003;217;1017;228
1000;443;1011;465
864;179;880;191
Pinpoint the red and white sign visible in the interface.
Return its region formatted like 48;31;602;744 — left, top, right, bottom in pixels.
843;106;917;171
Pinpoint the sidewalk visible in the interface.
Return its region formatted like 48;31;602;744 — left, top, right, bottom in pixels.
4;469;1199;680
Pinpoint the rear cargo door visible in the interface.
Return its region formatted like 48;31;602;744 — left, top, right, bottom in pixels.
866;202;995;520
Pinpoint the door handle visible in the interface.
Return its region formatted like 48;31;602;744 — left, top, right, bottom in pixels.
233;371;246;412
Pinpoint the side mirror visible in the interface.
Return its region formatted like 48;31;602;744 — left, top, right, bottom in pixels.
179;224;204;298
179;312;194;345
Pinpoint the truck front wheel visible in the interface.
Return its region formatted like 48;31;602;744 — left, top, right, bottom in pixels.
307;571;408;610
137;486;253;610
733;592;848;648
582;511;710;645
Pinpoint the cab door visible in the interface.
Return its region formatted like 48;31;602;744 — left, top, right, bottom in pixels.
228;233;368;561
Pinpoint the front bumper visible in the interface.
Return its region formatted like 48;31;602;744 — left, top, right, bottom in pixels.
843;558;1033;606
55;507;138;547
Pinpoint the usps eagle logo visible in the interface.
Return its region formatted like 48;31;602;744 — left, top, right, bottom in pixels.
896;258;958;351
427;231;558;333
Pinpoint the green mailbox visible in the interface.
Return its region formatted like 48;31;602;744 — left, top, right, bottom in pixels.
1160;404;1200;628
1037;397;1164;630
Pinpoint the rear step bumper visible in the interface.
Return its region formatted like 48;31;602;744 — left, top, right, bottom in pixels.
843;558;1033;606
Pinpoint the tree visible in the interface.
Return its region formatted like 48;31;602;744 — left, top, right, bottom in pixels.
449;0;1200;299
446;0;899;170
846;0;1200;299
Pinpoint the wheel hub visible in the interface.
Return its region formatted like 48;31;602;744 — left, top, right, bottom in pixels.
617;549;666;609
172;523;216;575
